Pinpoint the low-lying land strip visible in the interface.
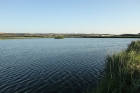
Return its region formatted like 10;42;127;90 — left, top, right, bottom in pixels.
0;33;140;39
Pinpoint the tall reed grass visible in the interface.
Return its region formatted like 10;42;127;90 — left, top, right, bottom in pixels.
90;40;140;93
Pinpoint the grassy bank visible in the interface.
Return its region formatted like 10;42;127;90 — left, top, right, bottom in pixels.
89;41;140;93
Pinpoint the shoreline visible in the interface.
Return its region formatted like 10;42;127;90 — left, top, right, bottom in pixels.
0;36;140;40
0;33;140;39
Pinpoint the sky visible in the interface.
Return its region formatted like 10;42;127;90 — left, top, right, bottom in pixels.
0;0;140;34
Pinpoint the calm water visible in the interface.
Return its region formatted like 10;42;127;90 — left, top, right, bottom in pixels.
0;38;139;93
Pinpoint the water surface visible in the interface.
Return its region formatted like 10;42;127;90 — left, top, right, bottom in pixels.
0;38;139;93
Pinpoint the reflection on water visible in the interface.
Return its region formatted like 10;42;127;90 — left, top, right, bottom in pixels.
0;38;139;93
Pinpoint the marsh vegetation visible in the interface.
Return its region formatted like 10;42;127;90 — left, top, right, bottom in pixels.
90;41;140;93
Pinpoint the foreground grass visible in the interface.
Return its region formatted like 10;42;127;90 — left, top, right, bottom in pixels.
89;40;140;93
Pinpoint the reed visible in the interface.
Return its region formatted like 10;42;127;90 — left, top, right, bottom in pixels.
90;40;140;93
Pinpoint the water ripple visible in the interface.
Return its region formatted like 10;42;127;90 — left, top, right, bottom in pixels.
0;38;139;93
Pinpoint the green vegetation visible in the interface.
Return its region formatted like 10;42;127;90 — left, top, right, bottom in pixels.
90;41;140;93
54;36;64;39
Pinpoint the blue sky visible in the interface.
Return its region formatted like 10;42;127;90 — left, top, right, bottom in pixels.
0;0;140;34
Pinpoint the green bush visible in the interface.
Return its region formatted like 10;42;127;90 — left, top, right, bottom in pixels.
54;36;64;39
126;41;140;53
